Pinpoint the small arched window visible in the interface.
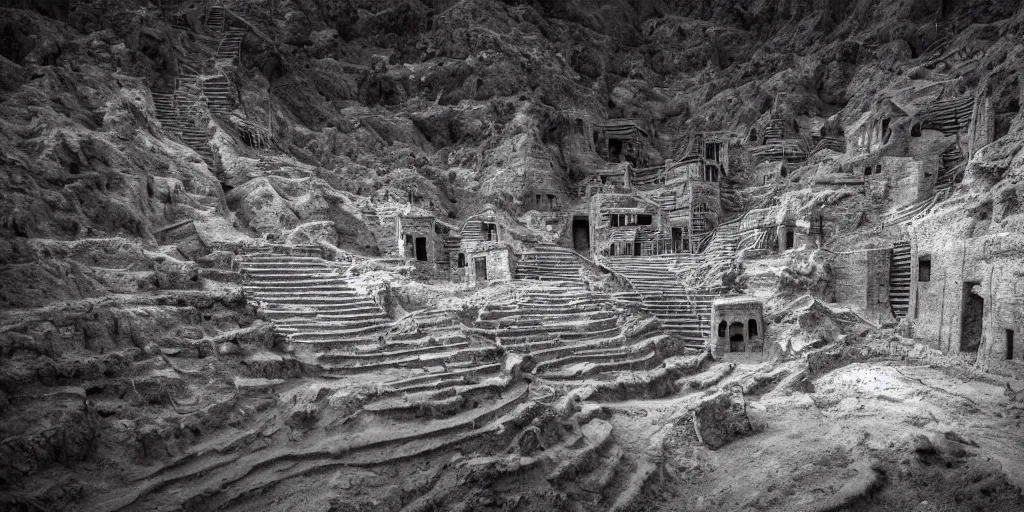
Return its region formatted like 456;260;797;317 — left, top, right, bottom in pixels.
718;320;727;337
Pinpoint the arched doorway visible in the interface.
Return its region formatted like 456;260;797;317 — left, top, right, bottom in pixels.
785;230;795;249
729;322;745;352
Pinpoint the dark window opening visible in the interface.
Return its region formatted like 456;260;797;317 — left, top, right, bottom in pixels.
609;243;616;256
633;242;642;256
457;253;466;267
1007;329;1015;360
911;123;922;137
749;128;757;142
781;168;788;178
637;215;652;225
718;321;727;337
881;118;891;144
876;164;882;174
918;256;931;282
748;319;758;337
960;282;983;353
610;215;618;227
785;230;795;249
864;166;872;176
792;119;800;134
483;223;497;241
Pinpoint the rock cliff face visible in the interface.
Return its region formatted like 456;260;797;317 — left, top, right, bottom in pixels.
2;0;1024;511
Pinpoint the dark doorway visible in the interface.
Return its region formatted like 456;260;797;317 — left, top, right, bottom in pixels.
474;257;487;282
785;231;795;249
960;282;983;352
729;322;745;352
572;217;590;251
608;139;623;161
1007;329;1015;360
633;242;642;256
414;237;428;261
672;227;683;253
457;253;466;267
748;319;758;337
718;321;727;337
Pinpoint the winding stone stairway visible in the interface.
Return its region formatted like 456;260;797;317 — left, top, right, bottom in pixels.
216;27;245;61
603;255;714;348
889;241;911;319
515;245;586;285
237;253;392;352
152;90;215;164
473;284;680;379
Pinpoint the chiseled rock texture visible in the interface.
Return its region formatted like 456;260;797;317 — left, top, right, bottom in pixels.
1;0;1024;511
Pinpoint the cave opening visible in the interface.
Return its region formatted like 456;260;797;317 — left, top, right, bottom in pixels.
960;282;983;353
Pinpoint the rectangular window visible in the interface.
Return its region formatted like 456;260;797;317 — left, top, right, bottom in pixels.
918;256;931;282
610;215;619;227
1008;329;1015;360
637;215;652;225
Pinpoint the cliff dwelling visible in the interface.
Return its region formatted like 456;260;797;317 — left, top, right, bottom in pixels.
2;1;1024;512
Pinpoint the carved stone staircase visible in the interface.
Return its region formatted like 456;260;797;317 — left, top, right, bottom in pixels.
216;27;245;61
603;255;715;348
515;245;585;285
889;241;911;319
472;284;678;379
237;253;392;352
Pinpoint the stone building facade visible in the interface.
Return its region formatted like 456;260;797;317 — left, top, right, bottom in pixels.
710;297;765;357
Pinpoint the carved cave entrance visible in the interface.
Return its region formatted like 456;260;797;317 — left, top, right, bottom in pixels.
474;257;488;282
729;321;745;352
572;216;590;251
415;237;428;261
960;281;983;352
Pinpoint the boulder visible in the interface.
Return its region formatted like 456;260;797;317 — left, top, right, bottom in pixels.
691;387;754;450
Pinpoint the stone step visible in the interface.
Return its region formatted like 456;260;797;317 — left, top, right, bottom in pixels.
261;306;383;319
538;350;661;379
277;318;389;332
500;326;623;345
381;364;503;393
